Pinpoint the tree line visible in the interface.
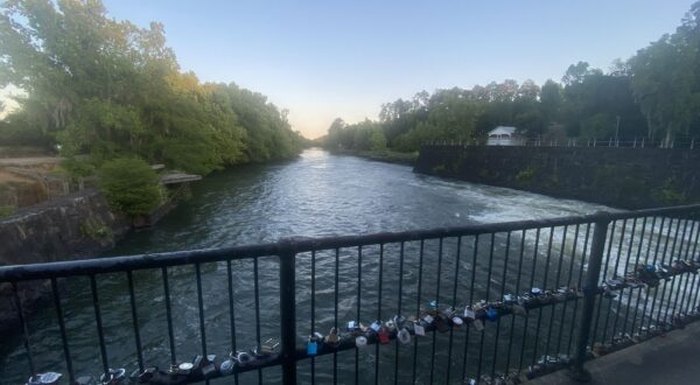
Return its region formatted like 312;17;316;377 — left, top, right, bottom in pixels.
0;0;305;175
326;2;700;152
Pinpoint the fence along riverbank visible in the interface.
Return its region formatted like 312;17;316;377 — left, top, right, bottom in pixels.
1;204;700;384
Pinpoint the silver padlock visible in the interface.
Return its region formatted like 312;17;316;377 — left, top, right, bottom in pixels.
414;322;426;336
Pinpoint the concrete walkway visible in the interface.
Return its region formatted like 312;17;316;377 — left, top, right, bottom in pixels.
528;321;700;385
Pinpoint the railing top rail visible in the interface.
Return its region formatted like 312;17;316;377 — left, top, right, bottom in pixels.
1;204;699;282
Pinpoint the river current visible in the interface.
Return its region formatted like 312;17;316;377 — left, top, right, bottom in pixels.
2;148;615;384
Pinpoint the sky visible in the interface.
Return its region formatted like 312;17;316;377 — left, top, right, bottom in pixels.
90;1;696;138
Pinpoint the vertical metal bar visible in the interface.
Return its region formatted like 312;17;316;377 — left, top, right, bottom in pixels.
688;219;700;312
492;232;511;378
506;230;526;372
568;223;592;354
253;257;263;385
639;216;663;331
557;225;579;355
592;221;616;343
334;248;340;385
663;218;685;325
430;238;443;385
90;275;109;375
127;271;144;371
477;233;495;381
195;263;208;358
375;244;384;385
162;266;176;366
613;219;637;340
357;245;363;385
602;219;627;343
651;218;674;328
227;260;239;385
12;282;36;376
310;250;316;385
279;248;297;385
519;228;540;371
446;237;462;385
628;217;648;336
532;227;554;366
461;235;479;382
570;217;610;382
679;220;699;316
394;242;405;385
546;226;567;358
50;278;74;382
412;241;424;384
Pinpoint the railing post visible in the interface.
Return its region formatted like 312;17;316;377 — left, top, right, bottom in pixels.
570;216;610;382
279;245;297;385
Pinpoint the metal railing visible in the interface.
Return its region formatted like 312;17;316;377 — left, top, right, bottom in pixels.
2;205;700;384
425;137;700;149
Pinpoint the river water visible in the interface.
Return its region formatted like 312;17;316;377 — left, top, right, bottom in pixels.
2;148;619;384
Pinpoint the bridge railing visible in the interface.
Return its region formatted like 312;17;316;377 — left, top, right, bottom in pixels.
2;204;700;385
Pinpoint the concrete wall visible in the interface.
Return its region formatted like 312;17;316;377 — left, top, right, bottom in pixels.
0;190;129;335
414;145;700;209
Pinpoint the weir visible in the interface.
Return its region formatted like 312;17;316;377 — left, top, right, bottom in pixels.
2;204;700;384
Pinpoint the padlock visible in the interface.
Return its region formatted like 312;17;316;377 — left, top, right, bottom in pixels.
192;354;203;368
325;327;340;347
27;373;63;385
177;362;193;375
392;315;407;330
232;351;253;366
355;335;368;348
219;359;235;375
531;287;542;296
503;294;515;304
99;368;126;385
464;307;476;320
486;307;498;322
451;315;464;326
347;320;359;332
378;327;391;344
421;314;434;325
202;362;217;379
397;328;411;344
258;337;281;356
307;336;319;356
370;320;382;333
414;322;426;336
428;299;439;310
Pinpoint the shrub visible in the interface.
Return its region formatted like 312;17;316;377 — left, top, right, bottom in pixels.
99;158;162;216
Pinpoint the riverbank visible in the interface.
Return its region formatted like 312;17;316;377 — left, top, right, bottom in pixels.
0;189;130;335
329;148;418;166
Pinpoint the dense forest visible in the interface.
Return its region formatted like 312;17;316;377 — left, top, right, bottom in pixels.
326;2;700;153
0;0;305;175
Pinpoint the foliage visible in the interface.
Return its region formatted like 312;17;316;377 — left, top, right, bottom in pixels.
326;2;700;151
0;0;302;174
99;158;162;216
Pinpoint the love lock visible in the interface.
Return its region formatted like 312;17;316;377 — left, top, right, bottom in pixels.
370;320;382;333
463;306;476;321
413;321;426;336
326;327;341;348
355;335;368;348
392;315;407;330
231;350;254;367
378;326;391;344
397;328;411;344
177;362;194;376
307;335;321;356
486;307;499;322
26;372;63;385
219;359;235;376
201;355;218;379
99;368;126;385
257;337;281;356
434;315;450;333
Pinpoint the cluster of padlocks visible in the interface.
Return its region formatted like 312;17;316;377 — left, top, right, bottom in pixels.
23;258;700;385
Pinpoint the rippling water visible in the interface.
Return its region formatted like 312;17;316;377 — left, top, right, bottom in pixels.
2;149;617;384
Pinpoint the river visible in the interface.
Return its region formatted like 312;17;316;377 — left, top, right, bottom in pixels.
2;148;616;384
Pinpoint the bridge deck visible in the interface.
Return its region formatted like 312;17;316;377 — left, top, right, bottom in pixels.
530;320;700;385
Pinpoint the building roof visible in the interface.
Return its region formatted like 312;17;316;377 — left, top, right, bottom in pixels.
488;126;518;136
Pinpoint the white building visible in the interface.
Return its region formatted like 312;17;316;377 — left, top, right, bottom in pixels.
486;126;525;146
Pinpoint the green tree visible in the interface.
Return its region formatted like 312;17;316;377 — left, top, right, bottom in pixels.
99;157;162;216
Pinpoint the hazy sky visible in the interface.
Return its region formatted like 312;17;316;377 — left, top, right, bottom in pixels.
101;0;694;139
